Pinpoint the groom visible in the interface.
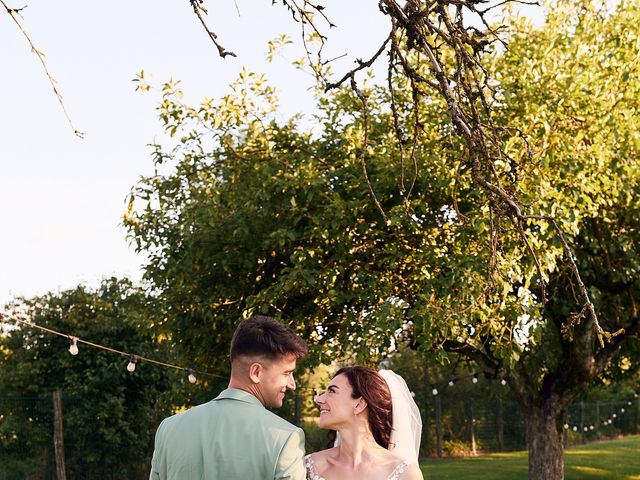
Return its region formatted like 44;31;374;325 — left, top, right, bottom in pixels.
149;315;308;480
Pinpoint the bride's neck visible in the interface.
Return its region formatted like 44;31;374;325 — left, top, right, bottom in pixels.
335;425;381;466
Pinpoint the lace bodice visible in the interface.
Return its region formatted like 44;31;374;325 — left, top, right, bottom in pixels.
305;454;409;480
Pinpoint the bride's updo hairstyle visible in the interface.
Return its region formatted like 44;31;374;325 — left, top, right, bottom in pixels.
331;366;394;448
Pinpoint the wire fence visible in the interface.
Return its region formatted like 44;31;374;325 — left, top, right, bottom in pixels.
1;390;638;479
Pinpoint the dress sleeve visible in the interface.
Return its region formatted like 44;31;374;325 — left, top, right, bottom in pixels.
275;428;306;480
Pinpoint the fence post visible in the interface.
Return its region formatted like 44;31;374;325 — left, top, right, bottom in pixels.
496;399;504;451
580;401;586;444
466;399;477;455
294;393;302;426
435;395;443;458
52;390;67;480
562;410;568;449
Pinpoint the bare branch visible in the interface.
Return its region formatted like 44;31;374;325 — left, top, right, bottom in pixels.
189;0;237;58
2;0;84;138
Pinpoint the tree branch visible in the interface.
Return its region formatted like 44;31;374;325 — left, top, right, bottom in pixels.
2;1;84;138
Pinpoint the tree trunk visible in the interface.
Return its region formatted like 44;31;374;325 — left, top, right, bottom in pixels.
526;405;565;480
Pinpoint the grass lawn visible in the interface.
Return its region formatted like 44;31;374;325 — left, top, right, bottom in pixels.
420;435;640;479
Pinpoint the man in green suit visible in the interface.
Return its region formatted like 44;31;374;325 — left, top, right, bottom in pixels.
149;315;308;480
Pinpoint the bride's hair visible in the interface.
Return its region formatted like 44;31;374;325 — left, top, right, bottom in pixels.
329;366;394;449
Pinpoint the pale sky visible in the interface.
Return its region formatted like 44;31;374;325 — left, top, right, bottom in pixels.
1;1;542;307
0;0;390;306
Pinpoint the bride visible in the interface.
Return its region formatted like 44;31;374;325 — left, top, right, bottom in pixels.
306;366;423;480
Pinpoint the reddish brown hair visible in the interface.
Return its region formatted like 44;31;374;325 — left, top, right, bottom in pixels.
330;366;393;449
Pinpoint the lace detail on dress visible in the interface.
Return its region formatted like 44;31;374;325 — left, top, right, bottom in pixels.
387;460;409;480
305;455;323;480
305;455;409;480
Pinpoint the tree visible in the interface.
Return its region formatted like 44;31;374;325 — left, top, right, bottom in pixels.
125;1;640;478
0;278;174;479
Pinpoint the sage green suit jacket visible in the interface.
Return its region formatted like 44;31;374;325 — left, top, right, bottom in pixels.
149;388;306;480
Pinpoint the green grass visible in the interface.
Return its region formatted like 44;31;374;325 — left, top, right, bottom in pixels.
420;435;640;479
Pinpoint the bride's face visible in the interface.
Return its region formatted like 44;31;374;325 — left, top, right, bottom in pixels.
314;373;361;429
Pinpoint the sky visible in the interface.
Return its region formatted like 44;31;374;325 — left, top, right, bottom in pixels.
0;0;395;306
0;1;542;307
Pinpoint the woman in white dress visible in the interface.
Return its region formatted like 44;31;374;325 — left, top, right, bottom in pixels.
306;366;424;480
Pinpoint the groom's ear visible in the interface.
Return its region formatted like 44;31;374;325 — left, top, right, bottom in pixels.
248;362;263;384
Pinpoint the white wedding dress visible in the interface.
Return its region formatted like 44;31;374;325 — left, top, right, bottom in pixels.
305;454;410;480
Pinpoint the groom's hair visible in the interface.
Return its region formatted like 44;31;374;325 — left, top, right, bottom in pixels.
230;315;307;362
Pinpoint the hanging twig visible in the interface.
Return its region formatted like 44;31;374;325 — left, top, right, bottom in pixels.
2;1;84;138
189;0;237;58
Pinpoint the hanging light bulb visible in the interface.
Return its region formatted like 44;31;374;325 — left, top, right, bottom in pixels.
187;370;197;384
448;380;455;387
127;356;138;373
68;337;79;356
563;424;569;430
472;375;479;384
501;379;507;386
431;387;438;396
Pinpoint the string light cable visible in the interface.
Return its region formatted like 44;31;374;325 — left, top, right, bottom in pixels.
0;313;225;383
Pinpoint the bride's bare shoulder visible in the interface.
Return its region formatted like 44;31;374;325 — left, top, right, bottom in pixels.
307;447;339;466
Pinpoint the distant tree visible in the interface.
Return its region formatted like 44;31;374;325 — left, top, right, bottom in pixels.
0;278;174;479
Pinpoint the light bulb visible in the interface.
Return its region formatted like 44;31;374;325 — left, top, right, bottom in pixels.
188;371;197;384
431;388;438;396
448;380;454;387
501;379;507;386
68;337;79;356
472;376;478;384
563;424;569;430
621;408;625;413
127;356;137;373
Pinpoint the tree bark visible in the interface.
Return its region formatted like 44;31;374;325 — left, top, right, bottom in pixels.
526;404;565;480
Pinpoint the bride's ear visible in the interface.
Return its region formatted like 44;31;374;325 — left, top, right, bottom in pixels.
354;398;368;416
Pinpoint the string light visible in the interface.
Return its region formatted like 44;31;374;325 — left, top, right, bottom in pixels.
1;314;222;383
501;379;507;386
68;337;79;356
472;375;478;384
127;356;138;373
